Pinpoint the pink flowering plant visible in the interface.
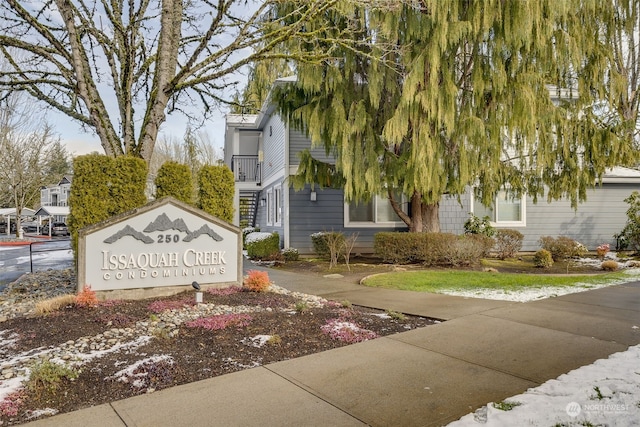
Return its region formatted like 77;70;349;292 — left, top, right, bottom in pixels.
596;243;610;259
321;318;379;343
148;297;196;313
185;313;252;331
0;390;26;417
206;286;243;296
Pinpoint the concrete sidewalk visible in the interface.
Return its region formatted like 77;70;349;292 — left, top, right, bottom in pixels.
25;268;640;427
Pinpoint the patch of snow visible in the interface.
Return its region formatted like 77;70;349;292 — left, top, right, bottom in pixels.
245;232;274;244
25;408;58;420
0;376;28;402
447;344;640;427
0;330;19;349
241;335;272;348
370;313;392;319
440;267;640;302
105;354;174;386
222;357;262;369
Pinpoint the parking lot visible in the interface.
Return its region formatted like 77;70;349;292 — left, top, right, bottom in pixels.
0;239;73;287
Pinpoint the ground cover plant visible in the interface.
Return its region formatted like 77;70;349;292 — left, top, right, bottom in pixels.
0;271;435;425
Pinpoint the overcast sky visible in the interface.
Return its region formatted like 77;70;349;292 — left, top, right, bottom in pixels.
56;107;228;158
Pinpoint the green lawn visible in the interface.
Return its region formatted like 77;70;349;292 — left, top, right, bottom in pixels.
361;270;629;293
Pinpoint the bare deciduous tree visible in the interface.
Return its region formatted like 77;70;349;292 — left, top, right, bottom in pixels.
607;0;640;144
0;0;390;165
0;90;57;234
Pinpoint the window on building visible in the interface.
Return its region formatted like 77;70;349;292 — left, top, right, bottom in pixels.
345;193;407;227
266;190;274;225
274;187;282;226
472;190;526;226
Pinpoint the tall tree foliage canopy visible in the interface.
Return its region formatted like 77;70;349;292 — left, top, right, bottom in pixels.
0;0;392;164
274;0;637;232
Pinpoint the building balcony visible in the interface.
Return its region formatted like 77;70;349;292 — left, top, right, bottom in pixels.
231;155;262;184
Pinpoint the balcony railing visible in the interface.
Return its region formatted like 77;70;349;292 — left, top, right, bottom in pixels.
231;155;262;184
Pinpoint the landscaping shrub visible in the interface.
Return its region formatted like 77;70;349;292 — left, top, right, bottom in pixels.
533;249;554;268
242;226;258;245
75;285;99;308
420;233;456;266
155;161;194;204
494;229;524;259
375;232;488;266
34;294;77;316
311;231;345;259
465;233;495;258
374;232;423;264
68;154;147;258
325;231;346;268
539;236;587;261
601;260;619;271
281;247;300;261
245;232;280;259
27;360;79;398
197;164;234;222
342;233;359;270
614;191;640;253
463;213;495;237
596;243;610;259
243;270;271;292
436;234;486;267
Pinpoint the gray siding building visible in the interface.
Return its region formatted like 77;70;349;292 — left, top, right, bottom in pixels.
225;81;640;255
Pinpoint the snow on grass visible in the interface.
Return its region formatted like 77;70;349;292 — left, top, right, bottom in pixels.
441;267;640;302
447;344;640;427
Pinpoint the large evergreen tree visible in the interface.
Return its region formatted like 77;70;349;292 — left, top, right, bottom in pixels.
274;0;637;232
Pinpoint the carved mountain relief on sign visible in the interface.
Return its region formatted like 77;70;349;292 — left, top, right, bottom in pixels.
104;214;224;244
103;225;155;244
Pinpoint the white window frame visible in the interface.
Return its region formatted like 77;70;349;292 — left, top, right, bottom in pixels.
274;187;282;226
344;194;408;228
471;190;526;227
266;189;274;226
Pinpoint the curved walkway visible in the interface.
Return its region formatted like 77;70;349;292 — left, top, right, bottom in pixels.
25;266;640;427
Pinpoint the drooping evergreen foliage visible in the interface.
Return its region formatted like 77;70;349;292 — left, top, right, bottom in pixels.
272;0;637;232
197;164;235;222
68;154;147;255
155;161;194;204
231;58;293;115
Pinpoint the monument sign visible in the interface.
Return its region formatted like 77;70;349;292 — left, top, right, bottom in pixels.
77;197;242;292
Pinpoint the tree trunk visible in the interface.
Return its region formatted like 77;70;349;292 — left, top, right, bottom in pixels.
421;201;440;232
406;192;440;233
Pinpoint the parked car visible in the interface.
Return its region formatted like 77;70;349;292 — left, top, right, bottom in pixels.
21;221;39;233
42;222;69;236
0;222;17;233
